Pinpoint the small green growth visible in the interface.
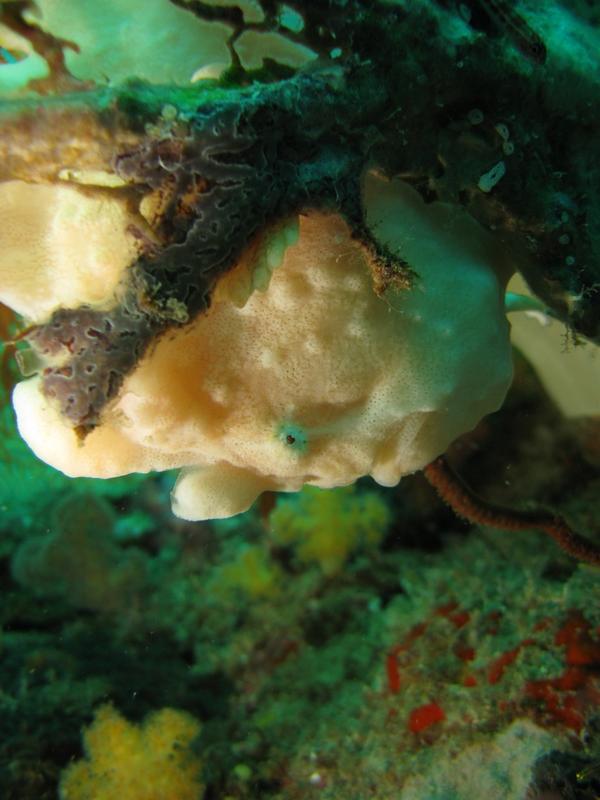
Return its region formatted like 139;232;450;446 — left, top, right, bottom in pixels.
277;421;308;454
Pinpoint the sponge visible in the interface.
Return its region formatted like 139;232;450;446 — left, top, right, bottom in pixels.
0;180;137;323
12;173;514;519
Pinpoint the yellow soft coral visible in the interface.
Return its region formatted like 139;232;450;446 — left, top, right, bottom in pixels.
59;704;204;800
270;484;391;575
215;544;283;599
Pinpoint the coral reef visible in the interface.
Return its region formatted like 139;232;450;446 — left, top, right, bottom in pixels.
0;346;598;799
0;1;598;798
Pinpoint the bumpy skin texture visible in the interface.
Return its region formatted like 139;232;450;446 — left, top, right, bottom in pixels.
13;177;514;520
1;0;598;464
25;70;400;433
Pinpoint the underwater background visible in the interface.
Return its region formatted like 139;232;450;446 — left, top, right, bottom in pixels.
1;1;600;798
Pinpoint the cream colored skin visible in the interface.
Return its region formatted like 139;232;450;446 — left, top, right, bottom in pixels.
10;173;515;520
0;181;138;322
